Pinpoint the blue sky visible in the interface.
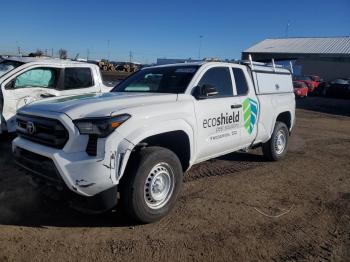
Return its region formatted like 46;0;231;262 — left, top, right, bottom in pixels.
1;0;349;63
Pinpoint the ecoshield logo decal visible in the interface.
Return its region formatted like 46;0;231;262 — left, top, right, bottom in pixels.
243;98;258;134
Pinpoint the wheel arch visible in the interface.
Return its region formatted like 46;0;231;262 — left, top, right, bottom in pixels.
117;120;195;182
135;130;191;171
275;111;292;131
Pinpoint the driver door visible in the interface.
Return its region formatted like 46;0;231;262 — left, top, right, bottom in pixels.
1;66;60;131
193;66;243;161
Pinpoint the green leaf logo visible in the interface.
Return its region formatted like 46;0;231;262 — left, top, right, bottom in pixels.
242;98;258;134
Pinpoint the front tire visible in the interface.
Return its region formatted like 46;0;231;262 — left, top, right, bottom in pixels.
120;146;183;223
262;121;289;161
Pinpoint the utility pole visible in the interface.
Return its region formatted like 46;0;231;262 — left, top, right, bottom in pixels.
16;41;21;56
107;40;110;61
129;51;133;63
198;35;203;60
285;21;291;38
87;49;90;61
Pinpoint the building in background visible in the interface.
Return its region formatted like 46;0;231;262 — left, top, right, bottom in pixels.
242;37;350;81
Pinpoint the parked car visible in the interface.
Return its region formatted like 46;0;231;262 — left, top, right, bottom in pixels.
306;75;323;88
293;81;308;98
293;75;318;93
321;78;350;98
0;57;112;133
13;61;295;223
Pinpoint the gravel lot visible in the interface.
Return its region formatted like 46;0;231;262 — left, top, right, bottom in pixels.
0;97;349;261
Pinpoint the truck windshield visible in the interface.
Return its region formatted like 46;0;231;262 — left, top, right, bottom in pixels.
0;60;24;77
112;66;199;94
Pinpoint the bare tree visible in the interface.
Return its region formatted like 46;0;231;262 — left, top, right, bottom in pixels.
58;48;68;59
28;49;44;57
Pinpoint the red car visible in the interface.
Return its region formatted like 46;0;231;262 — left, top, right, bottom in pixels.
293;81;308;98
293;75;318;93
307;75;323;88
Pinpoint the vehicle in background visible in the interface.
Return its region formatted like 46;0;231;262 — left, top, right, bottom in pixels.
13;61;295;223
306;75;323;88
293;81;308;98
293;75;318;93
103;79;120;87
320;78;350;98
0;57;112;133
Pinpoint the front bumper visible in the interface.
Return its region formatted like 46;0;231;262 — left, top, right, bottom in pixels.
13;148;119;213
13;134;133;198
13;136;132;213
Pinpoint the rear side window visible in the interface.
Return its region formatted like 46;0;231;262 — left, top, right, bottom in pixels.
64;68;93;90
198;67;233;98
232;68;248;95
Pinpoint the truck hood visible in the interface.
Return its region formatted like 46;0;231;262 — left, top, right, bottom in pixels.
20;92;178;119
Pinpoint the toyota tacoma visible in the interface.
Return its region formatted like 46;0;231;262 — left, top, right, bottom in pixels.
13;61;295;223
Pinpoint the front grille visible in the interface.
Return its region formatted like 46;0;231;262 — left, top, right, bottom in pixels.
13;147;62;183
16;113;69;149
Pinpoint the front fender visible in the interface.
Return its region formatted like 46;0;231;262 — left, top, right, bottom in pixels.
109;118;195;181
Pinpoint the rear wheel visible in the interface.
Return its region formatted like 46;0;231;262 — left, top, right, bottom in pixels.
262;121;289;161
120;146;183;223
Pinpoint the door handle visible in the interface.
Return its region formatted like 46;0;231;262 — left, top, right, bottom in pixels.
40;93;56;98
231;104;242;109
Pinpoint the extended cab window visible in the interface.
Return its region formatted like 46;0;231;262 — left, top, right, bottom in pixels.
198;67;233;98
64;68;93;90
232;68;249;95
14;68;58;89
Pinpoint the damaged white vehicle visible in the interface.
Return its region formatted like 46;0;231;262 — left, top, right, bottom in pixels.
13;61;295;223
0;57;110;133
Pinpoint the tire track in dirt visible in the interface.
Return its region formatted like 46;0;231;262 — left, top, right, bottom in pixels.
184;153;264;182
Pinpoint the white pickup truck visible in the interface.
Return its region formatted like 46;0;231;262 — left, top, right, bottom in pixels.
0;57;110;133
13;61;295;223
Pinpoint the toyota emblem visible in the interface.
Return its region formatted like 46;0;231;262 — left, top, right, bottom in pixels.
26;121;36;135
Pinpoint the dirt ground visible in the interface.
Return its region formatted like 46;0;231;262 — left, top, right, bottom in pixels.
0;97;349;261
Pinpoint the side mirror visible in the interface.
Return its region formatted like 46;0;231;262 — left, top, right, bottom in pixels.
194;84;219;99
5;80;15;90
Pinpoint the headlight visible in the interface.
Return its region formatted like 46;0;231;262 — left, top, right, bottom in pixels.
73;114;131;137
